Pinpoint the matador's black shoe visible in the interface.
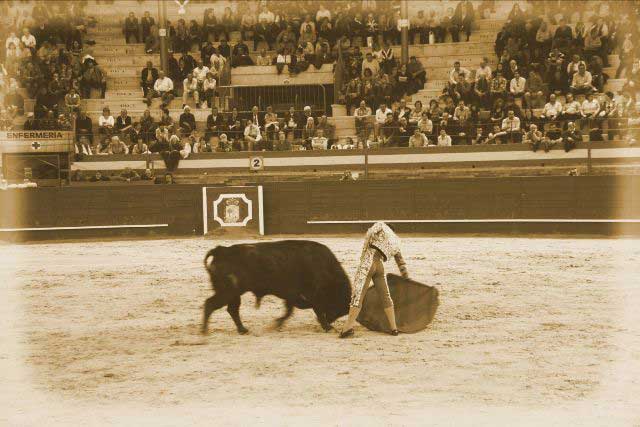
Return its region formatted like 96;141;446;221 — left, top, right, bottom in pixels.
390;329;399;336
339;329;354;339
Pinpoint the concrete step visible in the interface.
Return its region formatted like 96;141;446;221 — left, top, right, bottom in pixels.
97;44;147;56
107;76;143;89
105;89;145;99
102;66;142;78
93;54;160;67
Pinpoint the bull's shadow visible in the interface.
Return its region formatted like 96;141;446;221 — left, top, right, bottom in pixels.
201;241;352;335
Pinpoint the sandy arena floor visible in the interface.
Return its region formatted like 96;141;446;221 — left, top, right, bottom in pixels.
1;236;639;426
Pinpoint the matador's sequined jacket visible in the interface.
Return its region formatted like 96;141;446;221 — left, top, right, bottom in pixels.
350;222;408;307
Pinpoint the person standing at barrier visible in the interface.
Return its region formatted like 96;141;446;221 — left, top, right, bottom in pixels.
340;222;409;338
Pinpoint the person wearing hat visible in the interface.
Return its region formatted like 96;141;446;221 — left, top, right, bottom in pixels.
179;105;196;136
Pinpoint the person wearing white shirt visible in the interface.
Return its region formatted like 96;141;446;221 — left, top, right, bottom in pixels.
449;61;470;85
316;4;331;22
409;128;429;147
560;93;582;120
146;70;174;106
5;33;20;50
21;28;36;49
475;58;492;81
182;73;199;108
192;63;210;84
98;107;115;137
509;71;526;98
203;73;217;109
541;94;562;122
257;6;275;24
581;93;600;131
570;63;594;95
374;103;392;141
244;119;262;151
501;110;522;142
437;129;452;146
418;112;433;135
311;128;329;150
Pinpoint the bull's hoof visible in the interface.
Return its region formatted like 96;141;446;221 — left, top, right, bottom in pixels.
321;324;333;332
339;329;354;339
237;327;249;335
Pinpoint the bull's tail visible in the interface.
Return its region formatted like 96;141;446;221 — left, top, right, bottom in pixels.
204;249;216;272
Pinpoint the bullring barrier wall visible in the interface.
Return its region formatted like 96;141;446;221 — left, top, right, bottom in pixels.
1;175;639;241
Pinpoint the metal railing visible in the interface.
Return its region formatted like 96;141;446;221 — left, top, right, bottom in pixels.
218;84;328;115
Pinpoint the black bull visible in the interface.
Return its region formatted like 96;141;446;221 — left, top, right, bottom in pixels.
202;241;352;334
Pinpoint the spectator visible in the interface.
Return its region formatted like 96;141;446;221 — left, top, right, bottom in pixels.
264;105;279;141
75;110;93;141
141;11;155;42
129;122;145;148
182;72;199;108
311;128;329;150
64;88;80;114
124;12;140;44
141;61;159;98
361;52;380;77
490;71;507;103
437;128;452;146
256;49;272;66
98;107;115;138
449;61;470;86
244;118;262;151
81;62;107;99
75;135;93;158
524;67;545;109
540;94;562;124
115;109;132;135
131;135;150;154
146;70;174;107
570;63;594;95
203;72;217;109
501;110;522;143
562;121;582;152
23;112;37;130
409;127;429;147
107;135;129;155
509;70;526;99
561;93;582;122
581;93;601;131
354;100;372;142
406;56;427;93
525;124;546;152
374;102;392;141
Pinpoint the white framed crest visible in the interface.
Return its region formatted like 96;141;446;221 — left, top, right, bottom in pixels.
212;193;253;227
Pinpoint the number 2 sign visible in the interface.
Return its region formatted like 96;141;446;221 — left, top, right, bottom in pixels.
249;156;264;171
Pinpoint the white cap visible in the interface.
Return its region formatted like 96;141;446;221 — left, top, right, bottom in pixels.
304;106;311;111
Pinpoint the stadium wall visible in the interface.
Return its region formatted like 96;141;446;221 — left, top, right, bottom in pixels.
1;176;639;241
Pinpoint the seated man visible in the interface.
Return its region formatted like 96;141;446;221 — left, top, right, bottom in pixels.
509;70;526;99
107;135;129;155
524;123;547;152
182;73;200;108
501;110;522;143
562;121;582;152
560;93;582;123
374;103;392;142
354;100;373;142
311;129;329;150
146;71;174;107
539;93;562;124
179;105;196;136
570;63;594;95
484;124;507;144
409;127;429;147
243;118;262;151
140;61;158;98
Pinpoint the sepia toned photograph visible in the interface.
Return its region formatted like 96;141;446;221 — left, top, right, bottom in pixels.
1;0;639;425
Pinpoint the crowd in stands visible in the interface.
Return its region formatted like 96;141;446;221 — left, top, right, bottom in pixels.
0;1;102;131
72;102;339;166
2;0;640;157
344;0;640;150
